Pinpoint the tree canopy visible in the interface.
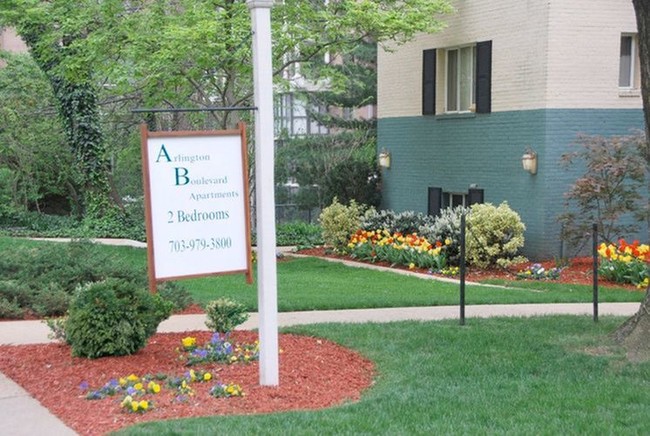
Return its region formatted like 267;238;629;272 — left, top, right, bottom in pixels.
0;0;453;217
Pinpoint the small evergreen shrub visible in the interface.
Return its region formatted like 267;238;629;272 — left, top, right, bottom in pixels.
276;221;323;247
0;240;148;318
205;298;250;334
319;198;366;251
0;297;23;319
466;202;527;269
0;280;34;308
65;279;173;358
157;281;193;312
32;283;71;317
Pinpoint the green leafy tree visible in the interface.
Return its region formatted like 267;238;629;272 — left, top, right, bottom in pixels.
0;0;453;223
0;0;120;220
276;40;380;211
0;52;79;217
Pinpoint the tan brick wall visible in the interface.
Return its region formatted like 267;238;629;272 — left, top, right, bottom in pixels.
546;0;639;109
378;0;640;118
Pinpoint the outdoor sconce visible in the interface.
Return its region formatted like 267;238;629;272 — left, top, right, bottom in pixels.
378;150;391;169
521;149;537;175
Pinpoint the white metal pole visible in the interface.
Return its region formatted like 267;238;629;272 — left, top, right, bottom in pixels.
247;0;279;386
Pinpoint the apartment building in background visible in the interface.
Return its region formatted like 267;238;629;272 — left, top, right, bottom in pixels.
377;0;644;259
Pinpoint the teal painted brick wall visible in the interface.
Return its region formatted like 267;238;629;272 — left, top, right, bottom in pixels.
378;109;644;260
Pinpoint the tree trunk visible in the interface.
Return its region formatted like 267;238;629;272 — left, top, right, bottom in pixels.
634;0;650;140
614;0;650;359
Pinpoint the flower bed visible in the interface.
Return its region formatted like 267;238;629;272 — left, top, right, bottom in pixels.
0;331;374;435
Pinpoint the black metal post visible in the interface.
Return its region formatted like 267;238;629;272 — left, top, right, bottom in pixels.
592;223;599;322
460;213;466;325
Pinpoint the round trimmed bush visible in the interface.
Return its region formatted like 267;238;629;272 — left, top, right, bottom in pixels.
466;202;527;269
65;279;173;358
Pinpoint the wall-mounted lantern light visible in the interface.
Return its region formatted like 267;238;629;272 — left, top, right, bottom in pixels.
378;150;391;169
521;148;537;175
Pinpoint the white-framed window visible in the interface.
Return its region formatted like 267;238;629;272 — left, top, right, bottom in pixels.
619;34;639;89
445;45;477;113
275;93;329;137
443;192;467;209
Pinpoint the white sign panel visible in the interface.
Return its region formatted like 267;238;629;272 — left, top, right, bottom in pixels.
141;126;251;281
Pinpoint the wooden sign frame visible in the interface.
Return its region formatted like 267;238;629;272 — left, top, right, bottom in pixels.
140;122;253;292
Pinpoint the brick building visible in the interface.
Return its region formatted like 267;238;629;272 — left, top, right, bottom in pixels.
377;0;644;259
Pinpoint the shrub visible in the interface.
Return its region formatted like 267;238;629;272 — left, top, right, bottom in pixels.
276;221;323;247
0;240;148;319
419;206;470;265
0;280;34;308
32;283;71;317
157;281;193;312
466;202;527;269
0;297;23;319
65;279;173;358
319;198;367;251
559;132;646;251
362;209;435;235
204;298;250;334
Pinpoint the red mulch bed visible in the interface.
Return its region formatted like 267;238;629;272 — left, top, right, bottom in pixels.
0;331;374;435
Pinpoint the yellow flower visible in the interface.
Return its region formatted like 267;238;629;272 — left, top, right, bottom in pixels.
138;400;149;411
127;374;139;382
121;395;133;407
134;382;143;391
445;238;452;245
131;402;139;412
408;263;415;270
203;373;212;381
119;378;127;387
148;381;161;394
181;337;196;348
189;369;196;381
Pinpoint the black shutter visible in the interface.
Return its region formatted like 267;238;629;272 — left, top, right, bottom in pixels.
475;41;492;114
428;187;442;216
422;49;436;115
467;188;484;206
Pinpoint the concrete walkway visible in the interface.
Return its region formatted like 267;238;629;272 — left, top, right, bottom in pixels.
0;303;640;435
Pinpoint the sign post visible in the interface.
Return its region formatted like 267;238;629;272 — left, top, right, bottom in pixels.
248;0;280;386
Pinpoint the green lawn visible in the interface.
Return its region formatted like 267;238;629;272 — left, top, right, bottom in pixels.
0;237;644;312
116;316;650;435
185;256;645;310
